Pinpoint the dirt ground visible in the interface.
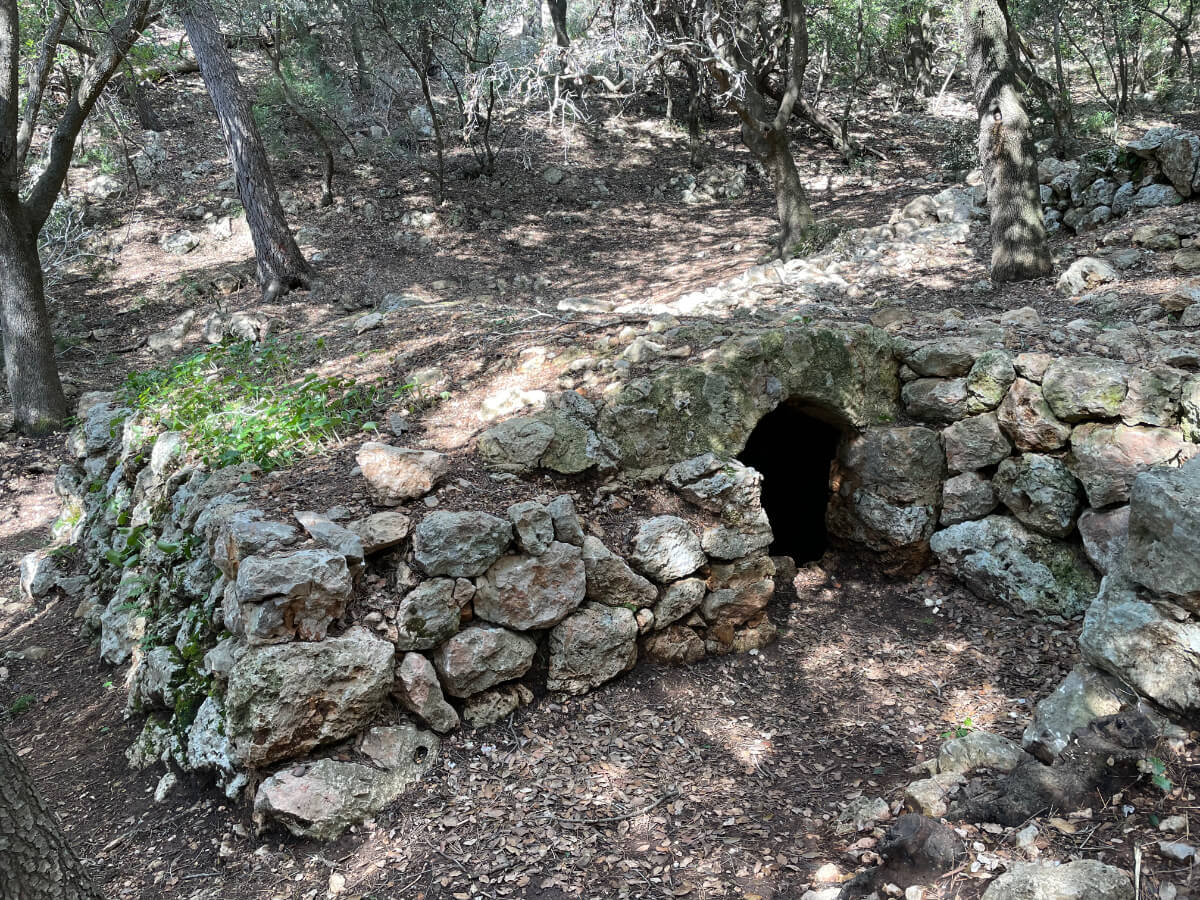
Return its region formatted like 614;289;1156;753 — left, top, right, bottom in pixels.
2;67;1199;899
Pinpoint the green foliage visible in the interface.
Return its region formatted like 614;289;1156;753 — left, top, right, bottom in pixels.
8;695;36;717
940;717;974;740
121;340;383;472
786;221;844;259
1142;756;1174;793
1080;109;1116;136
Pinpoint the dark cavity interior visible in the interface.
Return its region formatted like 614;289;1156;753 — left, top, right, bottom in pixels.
738;403;843;564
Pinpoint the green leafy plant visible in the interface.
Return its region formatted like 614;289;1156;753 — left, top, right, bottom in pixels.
121;340;383;472
941;717;974;740
9;695;36;717
1141;756;1174;793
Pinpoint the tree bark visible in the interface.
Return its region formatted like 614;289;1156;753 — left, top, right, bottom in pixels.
963;0;1051;282
547;0;569;48
0;191;67;434
0;728;104;899
182;0;311;294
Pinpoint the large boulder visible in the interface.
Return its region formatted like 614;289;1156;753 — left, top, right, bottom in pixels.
254;726;438;840
993;454;1079;538
1080;575;1200;716
432;624;537;698
628;516;706;582
827;427;945;571
477;417;554;472
225;549;353;644
581;537;657;608
547;603;639;694
997;379;1072;452
1124;459;1200;610
981;860;1132;900
1067;423;1194;508
394;578;465;651
412;511;513;577
356;442;449;504
224;628;394;767
930;516;1098;618
474;542;587;630
1042;358;1128;422
1022;664;1131;760
1158;131;1200;197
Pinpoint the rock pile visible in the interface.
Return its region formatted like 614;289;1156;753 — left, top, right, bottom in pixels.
1039;125;1200;234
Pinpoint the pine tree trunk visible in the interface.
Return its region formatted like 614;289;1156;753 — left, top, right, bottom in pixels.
0;190;68;434
181;0;310;294
963;0;1051;282
0;729;103;899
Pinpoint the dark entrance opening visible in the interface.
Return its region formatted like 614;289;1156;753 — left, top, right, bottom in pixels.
737;403;843;564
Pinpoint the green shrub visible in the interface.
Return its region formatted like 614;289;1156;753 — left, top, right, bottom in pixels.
121;340;382;472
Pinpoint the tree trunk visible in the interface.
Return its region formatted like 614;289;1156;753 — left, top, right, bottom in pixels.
0;728;103;899
0;191;68;434
963;0;1051;282
182;0;310;294
762;127;814;252
547;0;569;48
905;8;934;96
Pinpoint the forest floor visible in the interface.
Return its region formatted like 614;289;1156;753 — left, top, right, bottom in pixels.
1;65;1199;899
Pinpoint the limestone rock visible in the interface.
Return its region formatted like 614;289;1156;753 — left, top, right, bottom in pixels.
1125;459;1200;609
254;744;435;840
546;494;585;546
547;603;638;695
226;549;352;644
904;772;965;818
902;377;969;423
940;472;999;526
702;556;775;627
294;510;364;569
665;453;763;514
1120;367;1184;427
393;651;459;733
477;417;554;472
394;578;464;651
507;501;554;555
581;536;658;608
653;578;706;629
993;454;1080;538
99;575;147;665
462;683;533;728
225;628;394;767
628;516;706;582
937;731;1026;775
412;511;513;578
1067;423;1194;507
1077;506;1130;575
1184;376;1200;442
1134;184;1184;209
356;442;450;504
1057;258;1119;296
981;860;1132;900
1022;664;1131;760
348;511;411;554
965;350;1016;413
360;723;439;771
642;625;706;665
1080;575;1200;716
930;515;1098;618
433;624;537;698
19;551;60;600
943;413;1011;473
1159;132;1200;197
210;511;299;579
997;378;1072;452
827;427;945;570
904;338;988;377
1042;358;1129;422
474;542;587;630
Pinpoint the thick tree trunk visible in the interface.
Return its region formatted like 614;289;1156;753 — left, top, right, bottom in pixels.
547;0;569;48
0;191;67;434
963;0;1051;282
182;0;310;294
763;128;814;252
0;728;103;899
